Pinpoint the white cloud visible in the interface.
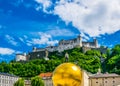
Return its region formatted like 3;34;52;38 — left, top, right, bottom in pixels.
32;32;58;45
18;36;33;46
53;0;120;37
0;47;15;55
46;28;75;37
35;6;42;11
80;32;89;40
47;40;58;45
19;36;33;46
23;35;28;39
19;37;24;42
5;35;18;46
26;40;33;46
26;42;32;46
35;0;52;13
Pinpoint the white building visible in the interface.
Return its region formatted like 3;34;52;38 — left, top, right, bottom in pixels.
0;73;19;86
16;53;27;62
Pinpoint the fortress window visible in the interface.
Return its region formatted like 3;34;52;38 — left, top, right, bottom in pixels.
105;77;107;79
96;81;98;83
113;81;115;83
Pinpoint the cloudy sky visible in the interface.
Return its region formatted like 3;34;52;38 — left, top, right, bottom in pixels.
0;0;120;62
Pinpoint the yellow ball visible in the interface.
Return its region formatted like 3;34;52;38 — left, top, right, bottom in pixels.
52;63;82;86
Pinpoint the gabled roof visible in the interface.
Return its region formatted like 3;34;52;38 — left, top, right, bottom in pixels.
39;72;52;78
0;72;19;77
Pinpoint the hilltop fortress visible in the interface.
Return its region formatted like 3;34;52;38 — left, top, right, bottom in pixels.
33;35;98;52
16;35;107;61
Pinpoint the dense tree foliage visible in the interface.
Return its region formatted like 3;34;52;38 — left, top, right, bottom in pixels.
68;48;101;73
104;44;120;74
14;78;25;86
0;59;61;78
31;76;44;86
1;45;120;77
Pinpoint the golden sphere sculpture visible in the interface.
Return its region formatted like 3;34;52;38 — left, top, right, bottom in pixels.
52;63;82;86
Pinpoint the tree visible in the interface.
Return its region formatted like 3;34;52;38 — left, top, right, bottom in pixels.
85;50;101;57
14;78;25;86
104;44;120;74
111;44;120;57
31;76;44;86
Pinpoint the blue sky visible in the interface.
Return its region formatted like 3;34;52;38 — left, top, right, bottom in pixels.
0;0;120;62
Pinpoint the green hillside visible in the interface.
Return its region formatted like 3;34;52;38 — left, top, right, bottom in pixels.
0;44;120;78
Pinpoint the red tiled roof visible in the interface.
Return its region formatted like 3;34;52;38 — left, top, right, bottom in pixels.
39;72;52;78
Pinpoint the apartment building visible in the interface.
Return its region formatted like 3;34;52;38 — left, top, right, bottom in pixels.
89;73;120;86
0;72;19;86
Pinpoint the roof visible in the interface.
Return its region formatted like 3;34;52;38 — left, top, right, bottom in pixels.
0;72;19;77
39;72;52;79
46;46;58;48
89;73;120;78
16;53;24;55
82;42;94;45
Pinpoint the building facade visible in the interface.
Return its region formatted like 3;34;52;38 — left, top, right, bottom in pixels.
89;73;120;86
39;72;53;86
16;53;27;61
81;71;89;86
0;73;19;86
38;71;120;86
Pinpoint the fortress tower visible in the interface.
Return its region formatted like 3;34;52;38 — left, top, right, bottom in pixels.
94;38;98;48
77;35;82;47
